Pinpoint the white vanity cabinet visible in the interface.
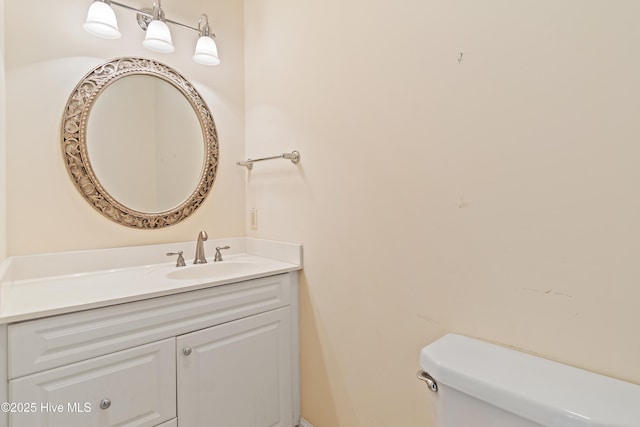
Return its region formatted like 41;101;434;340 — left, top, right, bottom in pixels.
1;272;300;427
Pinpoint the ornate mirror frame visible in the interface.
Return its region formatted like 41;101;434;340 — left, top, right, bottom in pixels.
61;57;218;229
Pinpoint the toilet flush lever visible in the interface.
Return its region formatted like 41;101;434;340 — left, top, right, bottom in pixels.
416;370;438;392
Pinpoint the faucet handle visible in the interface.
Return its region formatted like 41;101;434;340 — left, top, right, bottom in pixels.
167;251;186;267
214;246;230;262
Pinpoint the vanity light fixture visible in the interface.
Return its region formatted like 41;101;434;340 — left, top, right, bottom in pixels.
193;15;220;66
83;0;121;39
142;2;174;53
83;0;220;65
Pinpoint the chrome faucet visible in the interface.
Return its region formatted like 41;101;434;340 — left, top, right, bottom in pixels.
193;230;208;264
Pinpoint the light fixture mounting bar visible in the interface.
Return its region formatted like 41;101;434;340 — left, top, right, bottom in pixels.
109;0;201;34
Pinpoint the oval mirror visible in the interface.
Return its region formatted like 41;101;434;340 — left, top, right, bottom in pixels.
61;57;219;229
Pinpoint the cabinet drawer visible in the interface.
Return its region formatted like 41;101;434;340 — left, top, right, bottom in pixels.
9;338;176;427
9;273;292;378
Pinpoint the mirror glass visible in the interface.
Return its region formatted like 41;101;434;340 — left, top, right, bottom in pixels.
86;75;204;213
61;57;218;229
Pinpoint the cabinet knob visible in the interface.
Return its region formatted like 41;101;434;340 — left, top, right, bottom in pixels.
183;347;193;356
100;398;111;410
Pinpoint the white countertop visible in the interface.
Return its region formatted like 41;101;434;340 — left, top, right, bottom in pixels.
0;238;302;324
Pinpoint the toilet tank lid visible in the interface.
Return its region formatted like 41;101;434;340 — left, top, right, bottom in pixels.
419;334;640;427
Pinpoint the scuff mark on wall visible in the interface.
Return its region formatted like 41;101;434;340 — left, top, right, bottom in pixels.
456;198;469;209
518;288;573;298
417;313;440;325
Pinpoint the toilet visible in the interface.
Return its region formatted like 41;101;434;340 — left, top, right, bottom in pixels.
418;334;640;427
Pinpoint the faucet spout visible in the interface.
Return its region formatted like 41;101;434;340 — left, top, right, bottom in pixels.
193;230;208;264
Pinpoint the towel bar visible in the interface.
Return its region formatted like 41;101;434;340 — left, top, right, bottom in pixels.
236;151;300;170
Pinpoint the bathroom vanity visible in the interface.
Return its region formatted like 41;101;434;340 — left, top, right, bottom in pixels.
0;238;302;427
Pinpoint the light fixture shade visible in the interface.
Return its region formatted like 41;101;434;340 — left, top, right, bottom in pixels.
193;36;220;66
83;1;121;39
143;20;175;53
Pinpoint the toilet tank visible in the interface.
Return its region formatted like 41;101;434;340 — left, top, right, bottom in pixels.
419;334;640;427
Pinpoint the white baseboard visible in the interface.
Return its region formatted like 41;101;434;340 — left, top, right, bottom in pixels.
299;418;314;427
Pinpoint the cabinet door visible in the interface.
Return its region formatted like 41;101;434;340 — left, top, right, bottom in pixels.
177;308;292;427
9;338;176;427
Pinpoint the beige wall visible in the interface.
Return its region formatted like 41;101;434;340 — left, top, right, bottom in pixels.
244;0;640;426
0;0;6;262
4;0;245;255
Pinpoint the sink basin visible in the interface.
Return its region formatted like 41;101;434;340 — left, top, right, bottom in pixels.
166;261;257;281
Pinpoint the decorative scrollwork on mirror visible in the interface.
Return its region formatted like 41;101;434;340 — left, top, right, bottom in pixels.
61;57;218;229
